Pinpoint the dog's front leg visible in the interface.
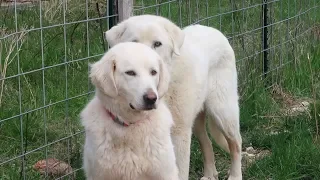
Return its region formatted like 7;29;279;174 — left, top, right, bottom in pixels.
171;125;192;180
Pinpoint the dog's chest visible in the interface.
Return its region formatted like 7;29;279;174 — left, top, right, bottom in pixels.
94;129;167;179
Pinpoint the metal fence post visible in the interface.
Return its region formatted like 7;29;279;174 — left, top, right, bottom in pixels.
108;0;118;28
262;0;270;86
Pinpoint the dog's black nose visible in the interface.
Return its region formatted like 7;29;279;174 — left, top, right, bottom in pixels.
143;91;157;105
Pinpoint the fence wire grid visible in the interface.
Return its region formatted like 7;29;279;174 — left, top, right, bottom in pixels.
0;0;319;179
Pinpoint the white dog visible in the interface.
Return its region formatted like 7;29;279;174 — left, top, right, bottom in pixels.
81;42;179;180
105;15;242;180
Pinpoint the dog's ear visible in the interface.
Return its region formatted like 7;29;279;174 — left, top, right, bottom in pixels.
163;20;185;56
157;57;170;99
90;53;118;97
105;21;127;47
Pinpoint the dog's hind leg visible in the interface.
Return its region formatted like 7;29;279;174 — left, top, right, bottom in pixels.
193;110;219;180
206;99;242;180
205;73;242;180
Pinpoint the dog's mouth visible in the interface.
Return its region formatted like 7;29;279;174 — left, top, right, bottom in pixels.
129;103;135;110
144;104;156;111
129;103;156;111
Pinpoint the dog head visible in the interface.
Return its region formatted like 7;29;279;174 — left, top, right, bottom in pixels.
90;42;170;111
105;15;185;66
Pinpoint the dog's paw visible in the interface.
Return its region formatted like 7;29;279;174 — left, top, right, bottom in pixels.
200;177;211;180
200;176;218;180
227;175;242;180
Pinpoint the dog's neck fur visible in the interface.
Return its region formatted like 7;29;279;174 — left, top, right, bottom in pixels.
96;90;151;124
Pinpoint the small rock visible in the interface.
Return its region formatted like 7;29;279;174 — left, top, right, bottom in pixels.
246;146;256;154
242;148;271;170
301;101;310;106
33;158;73;178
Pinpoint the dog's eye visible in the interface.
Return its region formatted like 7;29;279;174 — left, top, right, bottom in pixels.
125;71;136;76
132;39;138;43
153;41;162;48
151;70;157;76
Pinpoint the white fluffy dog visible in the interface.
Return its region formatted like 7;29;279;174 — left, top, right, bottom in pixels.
81;42;179;180
105;15;242;180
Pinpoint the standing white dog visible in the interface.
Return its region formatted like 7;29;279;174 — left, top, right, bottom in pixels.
81;42;179;180
105;15;242;180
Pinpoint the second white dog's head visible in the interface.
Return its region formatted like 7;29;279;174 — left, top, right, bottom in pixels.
105;15;185;66
90;42;170;111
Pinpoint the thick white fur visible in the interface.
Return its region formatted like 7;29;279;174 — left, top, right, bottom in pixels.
81;42;179;180
105;15;242;180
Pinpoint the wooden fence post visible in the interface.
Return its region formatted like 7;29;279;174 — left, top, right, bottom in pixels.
118;0;133;22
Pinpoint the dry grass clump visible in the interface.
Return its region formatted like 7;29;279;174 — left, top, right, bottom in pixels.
0;27;27;106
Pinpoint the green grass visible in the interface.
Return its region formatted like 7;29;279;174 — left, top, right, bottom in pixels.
243;102;320;179
0;0;320;179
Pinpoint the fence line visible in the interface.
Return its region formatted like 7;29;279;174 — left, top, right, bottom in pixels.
0;0;318;179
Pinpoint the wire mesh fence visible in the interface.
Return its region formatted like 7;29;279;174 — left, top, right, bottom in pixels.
0;0;319;179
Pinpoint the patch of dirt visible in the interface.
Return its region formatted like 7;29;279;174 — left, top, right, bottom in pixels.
241;146;271;170
271;84;312;116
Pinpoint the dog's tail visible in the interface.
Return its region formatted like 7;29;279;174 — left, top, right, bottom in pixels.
208;120;230;153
